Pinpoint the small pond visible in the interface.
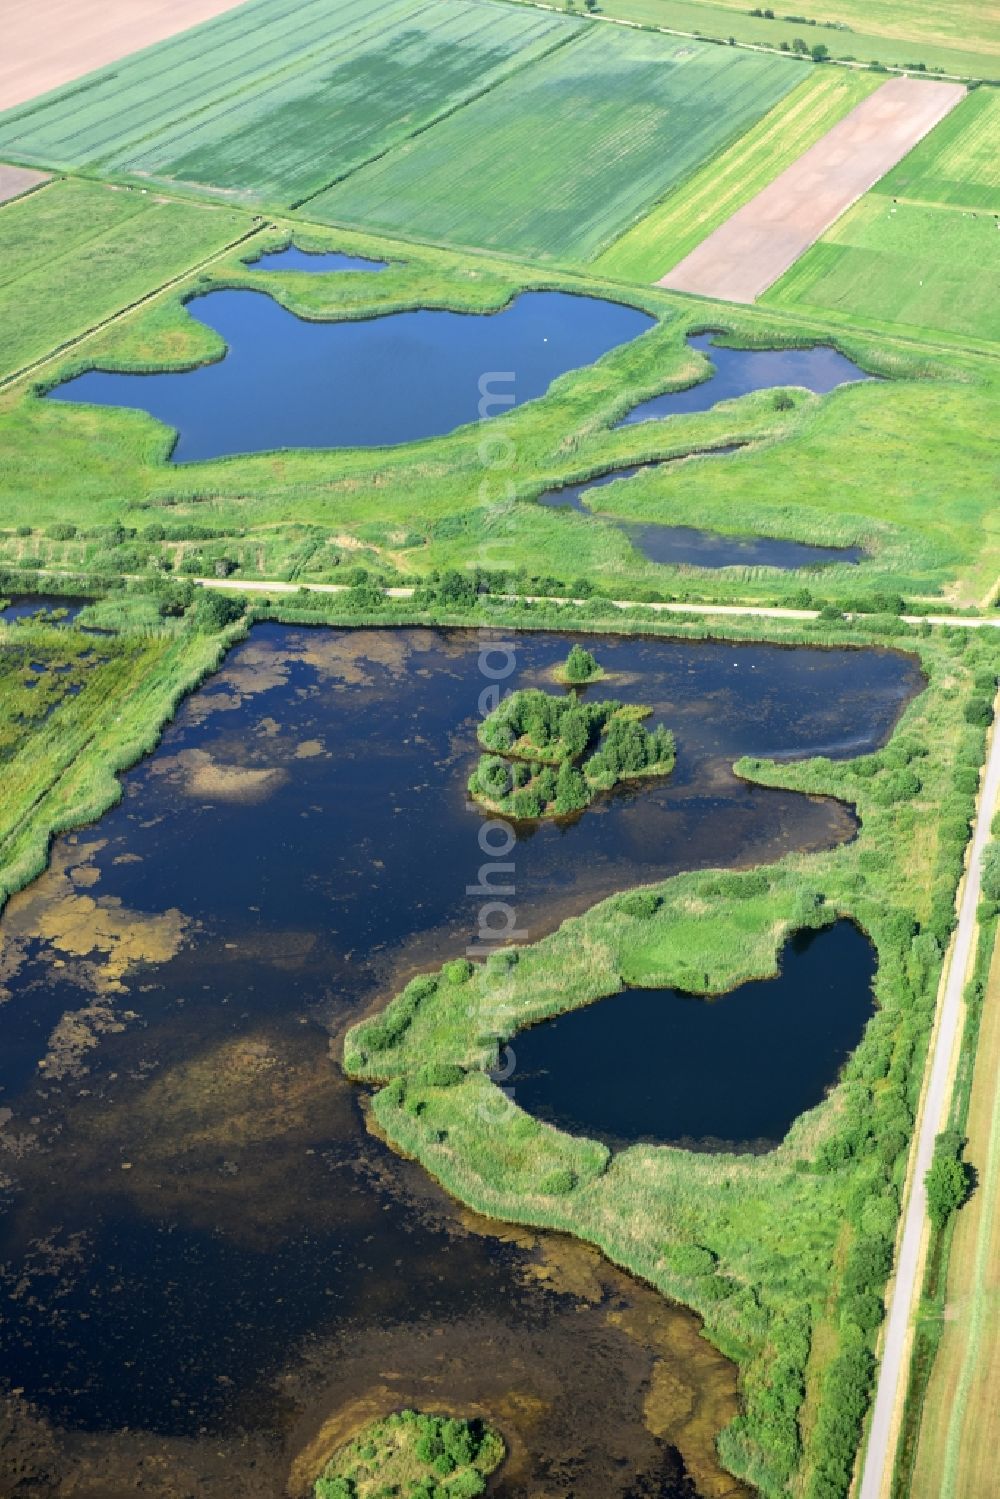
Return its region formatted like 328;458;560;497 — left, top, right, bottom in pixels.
513;921;876;1152
0;594;87;624
616;331;873;427
0;627;920;1497
46;289;655;461
245;245;389;273
537;459;864;570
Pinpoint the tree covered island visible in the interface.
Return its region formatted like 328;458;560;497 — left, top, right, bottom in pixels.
469;656;675;820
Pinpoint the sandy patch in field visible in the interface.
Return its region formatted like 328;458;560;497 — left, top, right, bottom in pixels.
0;163;48;204
0;0;253;112
658;77;965;303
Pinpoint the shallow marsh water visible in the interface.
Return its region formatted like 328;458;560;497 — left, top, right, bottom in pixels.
0;626;921;1497
46;289;654;461
537;463;864;571
615;331;872;427
514;921;876;1151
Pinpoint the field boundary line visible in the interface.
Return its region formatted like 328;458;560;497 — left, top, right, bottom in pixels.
856;688;1000;1499
493;0;985;82
0;218;267;393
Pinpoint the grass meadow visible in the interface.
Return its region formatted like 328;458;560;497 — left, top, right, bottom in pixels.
0;178;251;381
0;0;574;205
594;67;882;281
310;29;801;260
764;194;1000;346
879;87;1000;209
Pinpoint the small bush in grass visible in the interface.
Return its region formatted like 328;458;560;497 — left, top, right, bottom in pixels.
540;1167;577;1194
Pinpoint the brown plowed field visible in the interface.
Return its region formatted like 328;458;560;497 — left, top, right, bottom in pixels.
0;163;49;205
0;0;252;112
657;76;965;303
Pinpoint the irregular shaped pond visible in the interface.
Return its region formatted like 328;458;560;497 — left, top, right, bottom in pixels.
616;330;873;427
245;245;389;273
622;520;864;571
537;458;864;569
0;628;919;1497
46;289;655;461
514;921;876;1151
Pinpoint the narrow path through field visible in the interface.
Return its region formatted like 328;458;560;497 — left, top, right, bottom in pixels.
857;688;1000;1499
657;76;965;303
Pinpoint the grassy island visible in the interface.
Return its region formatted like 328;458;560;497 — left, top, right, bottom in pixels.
314;1409;504;1499
468;684;675;820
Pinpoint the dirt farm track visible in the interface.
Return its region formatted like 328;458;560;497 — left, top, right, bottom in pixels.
0;0;252;112
658;76;966;304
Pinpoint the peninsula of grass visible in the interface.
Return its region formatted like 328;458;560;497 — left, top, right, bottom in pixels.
314;1409;504;1499
468;684;675;819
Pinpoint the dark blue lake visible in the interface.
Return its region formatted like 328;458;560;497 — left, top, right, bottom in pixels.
537;460;864;569
513;921;876;1151
616;331;873;426
46;288;655;461
246;245;389;273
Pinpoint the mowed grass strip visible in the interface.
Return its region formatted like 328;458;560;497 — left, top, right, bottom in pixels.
311;29;801;261
879;88;1000;210
0;178;251;379
763;193;1000;344
595;67;882;281
0;0;575;206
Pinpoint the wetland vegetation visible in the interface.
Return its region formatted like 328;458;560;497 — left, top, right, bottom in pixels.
0;3;997;1493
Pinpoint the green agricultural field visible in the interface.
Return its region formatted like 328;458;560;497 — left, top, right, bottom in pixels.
0;177;251;381
595;67;881;282
558;0;1000;78
764;194;1000;346
310;29;802;260
879;88;1000;209
0;0;574;206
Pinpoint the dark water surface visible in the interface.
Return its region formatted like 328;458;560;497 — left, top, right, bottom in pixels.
246;245;389;273
0;595;87;623
46;289;655;461
616;332;873;427
514;922;876;1151
0;627;921;1497
537;462;864;570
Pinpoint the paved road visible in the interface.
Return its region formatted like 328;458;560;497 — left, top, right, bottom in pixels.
858;693;1000;1499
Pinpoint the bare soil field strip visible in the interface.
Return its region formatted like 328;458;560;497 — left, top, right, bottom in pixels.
0;163;49;205
657;77;966;303
0;0;253;112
